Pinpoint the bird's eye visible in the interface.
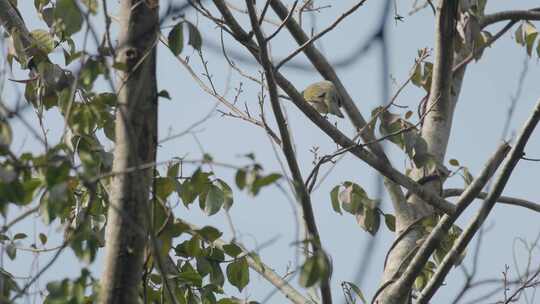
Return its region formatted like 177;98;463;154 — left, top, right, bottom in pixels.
318;92;326;98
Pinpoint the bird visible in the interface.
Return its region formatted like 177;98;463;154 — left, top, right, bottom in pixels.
302;80;344;118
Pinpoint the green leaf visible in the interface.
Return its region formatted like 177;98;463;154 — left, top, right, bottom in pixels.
112;61;128;71
176;237;202;257
39;233;48;245
55;0;83;36
524;21;538;56
0;120;13;150
215;179;233;210
235;169;246;190
217;299;241;304
158;89;171;100
414;273;426;290
338;182;369;215
30;29;55;54
81;0;98;14
515;23;525;45
197;226;222;242
192;169;212;194
299;253;330;288
330;185;342;214
210;261;225;287
462;167;474;185
196;257;212;277
6;243;16;260
13;233;27;240
155;177;175;201
357;207;381;236
384;214;396;232
404;110;413;119
178;179;197;206
187;22;203;50
223;243;242;258
168;23;184;56
178;269;203;287
449;159;460;166
167;162;180;178
226;258;249;292
204;185;224;216
252;173;281;190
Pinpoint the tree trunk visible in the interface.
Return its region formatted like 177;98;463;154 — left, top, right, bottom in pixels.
100;1;159;303
378;1;460;303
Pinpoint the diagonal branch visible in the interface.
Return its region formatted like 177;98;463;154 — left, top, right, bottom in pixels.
383;143;510;301
417;98;540;303
245;1;332;302
453;20;517;74
211;0;455;216
268;0;411;222
275;0;369;70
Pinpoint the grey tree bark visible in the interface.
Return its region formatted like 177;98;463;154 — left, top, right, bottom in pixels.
99;1;159;303
378;1;461;303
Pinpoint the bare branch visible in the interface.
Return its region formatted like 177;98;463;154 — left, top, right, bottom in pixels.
275;0;368;70
453;20;517;74
480;7;540;29
245;1;332;302
443;188;540;213
266;1;298;42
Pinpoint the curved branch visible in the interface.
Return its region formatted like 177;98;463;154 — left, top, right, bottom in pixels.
480;7;540;29
275;0;368;70
443;188;540;213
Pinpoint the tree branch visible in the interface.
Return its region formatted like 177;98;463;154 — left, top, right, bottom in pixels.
268;0;411;225
480;7;540;29
275;0;368;70
245;1;332;302
443;188;540;213
453;20;517;74
417;98;540;303
378;1;459;302
211;0;455;216
384;143;510;301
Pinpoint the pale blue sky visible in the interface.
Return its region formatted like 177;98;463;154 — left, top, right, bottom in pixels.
3;1;540;303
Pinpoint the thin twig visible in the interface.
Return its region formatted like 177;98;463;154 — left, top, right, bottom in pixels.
275;0;368;70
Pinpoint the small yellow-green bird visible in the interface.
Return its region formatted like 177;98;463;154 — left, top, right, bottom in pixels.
302;80;344;118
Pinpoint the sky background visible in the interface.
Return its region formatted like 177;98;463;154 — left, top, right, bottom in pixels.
2;1;540;303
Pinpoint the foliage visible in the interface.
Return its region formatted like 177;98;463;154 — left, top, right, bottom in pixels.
1;0;539;303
